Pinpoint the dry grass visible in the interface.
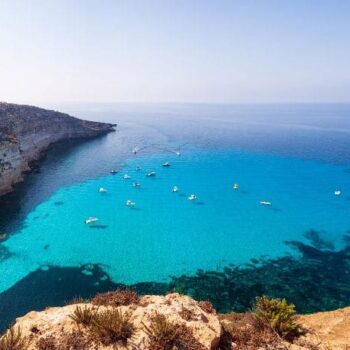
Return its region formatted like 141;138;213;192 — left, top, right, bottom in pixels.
91;288;140;307
143;313;206;350
219;313;283;350
36;330;90;350
89;308;134;346
0;326;27;350
69;305;96;326
179;306;196;321
198;301;215;314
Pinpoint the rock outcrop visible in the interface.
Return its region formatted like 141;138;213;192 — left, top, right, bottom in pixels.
12;293;222;350
6;292;350;349
0;102;115;196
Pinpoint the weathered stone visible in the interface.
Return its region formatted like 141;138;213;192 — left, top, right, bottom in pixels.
0;102;115;196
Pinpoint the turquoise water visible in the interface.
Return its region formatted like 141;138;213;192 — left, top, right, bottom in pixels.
1;104;350;326
1;147;349;292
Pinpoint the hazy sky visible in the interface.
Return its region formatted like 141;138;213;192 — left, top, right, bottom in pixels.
0;0;349;104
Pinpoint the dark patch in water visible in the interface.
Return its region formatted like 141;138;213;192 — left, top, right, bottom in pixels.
1;230;350;332
89;225;109;229
0;245;12;262
272;208;282;212
0;264;167;332
168;232;350;314
303;229;334;250
196;202;205;205
43;244;49;250
53;201;64;206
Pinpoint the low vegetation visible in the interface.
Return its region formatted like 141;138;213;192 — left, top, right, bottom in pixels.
91;288;140;307
69;305;96;326
89;308;134;346
253;295;300;338
0;326;27;350
198;300;215;314
143;313;206;350
36;330;89;350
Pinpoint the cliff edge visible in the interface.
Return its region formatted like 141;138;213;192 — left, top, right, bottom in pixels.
0;102;115;196
3;292;350;349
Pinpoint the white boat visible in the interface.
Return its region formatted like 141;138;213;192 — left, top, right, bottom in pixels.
172;186;179;192
188;194;197;201
176;151;181;156
132;147;138;154
334;190;342;196
99;187;107;193
110;170;118;174
123;174;131;179
260;201;272;206
85;217;99;224
126;200;136;207
147;171;156;177
233;183;239;190
162;162;171;167
132;182;141;188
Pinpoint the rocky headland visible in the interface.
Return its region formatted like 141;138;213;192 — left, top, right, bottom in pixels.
0;102;115;196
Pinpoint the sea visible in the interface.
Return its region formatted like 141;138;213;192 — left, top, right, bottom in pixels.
1;103;350;330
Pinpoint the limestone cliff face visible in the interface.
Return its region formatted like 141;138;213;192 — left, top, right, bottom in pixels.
0;102;115;196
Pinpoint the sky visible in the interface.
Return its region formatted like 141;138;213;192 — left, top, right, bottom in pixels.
0;0;349;105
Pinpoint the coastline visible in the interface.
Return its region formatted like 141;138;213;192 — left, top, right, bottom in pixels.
0;102;116;197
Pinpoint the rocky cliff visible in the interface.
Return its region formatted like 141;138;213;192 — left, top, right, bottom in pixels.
3;292;350;349
0;102;115;196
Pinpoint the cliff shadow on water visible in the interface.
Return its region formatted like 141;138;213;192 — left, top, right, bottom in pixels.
1;229;350;332
0;137;111;236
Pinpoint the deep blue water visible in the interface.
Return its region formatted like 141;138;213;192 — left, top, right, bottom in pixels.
0;103;350;327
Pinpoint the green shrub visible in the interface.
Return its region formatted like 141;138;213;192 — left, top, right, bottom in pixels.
89;308;134;345
253;295;299;337
0;326;27;350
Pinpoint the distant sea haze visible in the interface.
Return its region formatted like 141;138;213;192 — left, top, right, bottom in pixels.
0;103;350;329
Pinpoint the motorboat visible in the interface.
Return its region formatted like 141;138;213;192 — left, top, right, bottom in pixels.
172;186;179;192
132;147;138;155
260;201;272;206
110;170;118;174
233;183;239;190
126;200;136;207
85;217;99;224
334;190;342;196
147;171;156;177
175;151;181;156
123;174;131;179
99;187;107;193
162;162;171;167
132;182;141;188
188;194;197;201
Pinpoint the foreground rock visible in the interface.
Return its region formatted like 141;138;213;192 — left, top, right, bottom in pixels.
295;306;350;350
14;293;221;349
0;102;115;196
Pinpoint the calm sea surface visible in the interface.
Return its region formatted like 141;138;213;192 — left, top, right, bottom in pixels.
0;104;350;328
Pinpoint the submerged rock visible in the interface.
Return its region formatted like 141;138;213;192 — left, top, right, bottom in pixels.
0;102;116;196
